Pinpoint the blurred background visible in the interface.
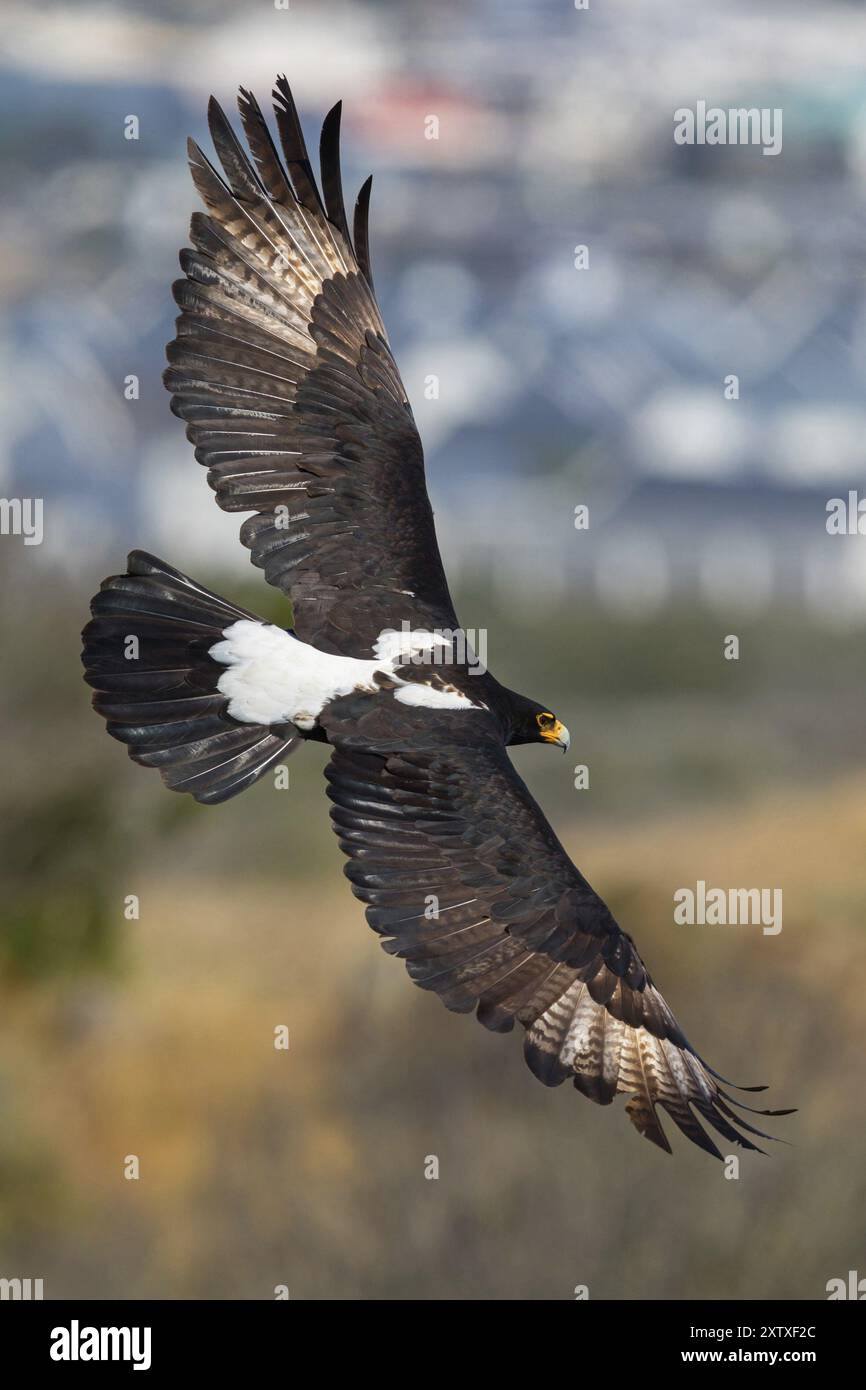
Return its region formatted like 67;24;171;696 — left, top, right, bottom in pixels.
2;0;866;1299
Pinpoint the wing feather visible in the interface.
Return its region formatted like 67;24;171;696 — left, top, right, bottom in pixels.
166;77;458;654
326;743;792;1158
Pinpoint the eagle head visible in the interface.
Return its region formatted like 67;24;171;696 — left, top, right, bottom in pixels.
506;694;570;752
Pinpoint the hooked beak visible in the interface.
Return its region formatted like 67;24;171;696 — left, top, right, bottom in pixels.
541;720;570;754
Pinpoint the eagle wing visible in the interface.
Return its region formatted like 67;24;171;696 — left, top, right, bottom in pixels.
326;741;789;1157
164;78;458;655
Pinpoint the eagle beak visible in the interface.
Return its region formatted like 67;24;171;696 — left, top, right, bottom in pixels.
542;720;570;753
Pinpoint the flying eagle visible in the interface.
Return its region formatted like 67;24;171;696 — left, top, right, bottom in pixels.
81;77;790;1158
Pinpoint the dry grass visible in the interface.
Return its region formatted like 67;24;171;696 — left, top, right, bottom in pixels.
2;769;865;1299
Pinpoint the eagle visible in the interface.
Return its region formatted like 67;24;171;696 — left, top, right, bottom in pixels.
81;76;791;1158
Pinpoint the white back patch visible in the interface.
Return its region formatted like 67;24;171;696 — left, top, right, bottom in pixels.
210;621;382;727
209;619;484;728
394;683;477;710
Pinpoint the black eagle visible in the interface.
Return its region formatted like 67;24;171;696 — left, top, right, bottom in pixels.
82;77;790;1158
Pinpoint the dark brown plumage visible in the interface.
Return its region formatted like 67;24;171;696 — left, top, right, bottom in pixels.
165;83;458;655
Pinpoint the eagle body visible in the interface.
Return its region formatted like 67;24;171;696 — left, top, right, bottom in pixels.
81;77;791;1159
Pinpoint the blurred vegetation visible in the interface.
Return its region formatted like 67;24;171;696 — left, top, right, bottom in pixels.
1;556;865;1297
0;783;124;982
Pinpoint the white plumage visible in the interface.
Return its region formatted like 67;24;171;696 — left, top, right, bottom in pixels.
209;620;483;728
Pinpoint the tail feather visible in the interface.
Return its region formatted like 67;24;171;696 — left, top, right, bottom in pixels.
82;551;299;803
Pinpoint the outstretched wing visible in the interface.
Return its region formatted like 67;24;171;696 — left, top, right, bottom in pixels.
326;743;790;1158
164;77;458;656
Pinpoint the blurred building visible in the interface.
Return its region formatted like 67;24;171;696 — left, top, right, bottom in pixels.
2;0;866;625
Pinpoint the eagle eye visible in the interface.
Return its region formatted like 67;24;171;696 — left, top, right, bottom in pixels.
536;712;555;729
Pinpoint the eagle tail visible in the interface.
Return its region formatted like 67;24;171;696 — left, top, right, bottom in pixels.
81;551;299;803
